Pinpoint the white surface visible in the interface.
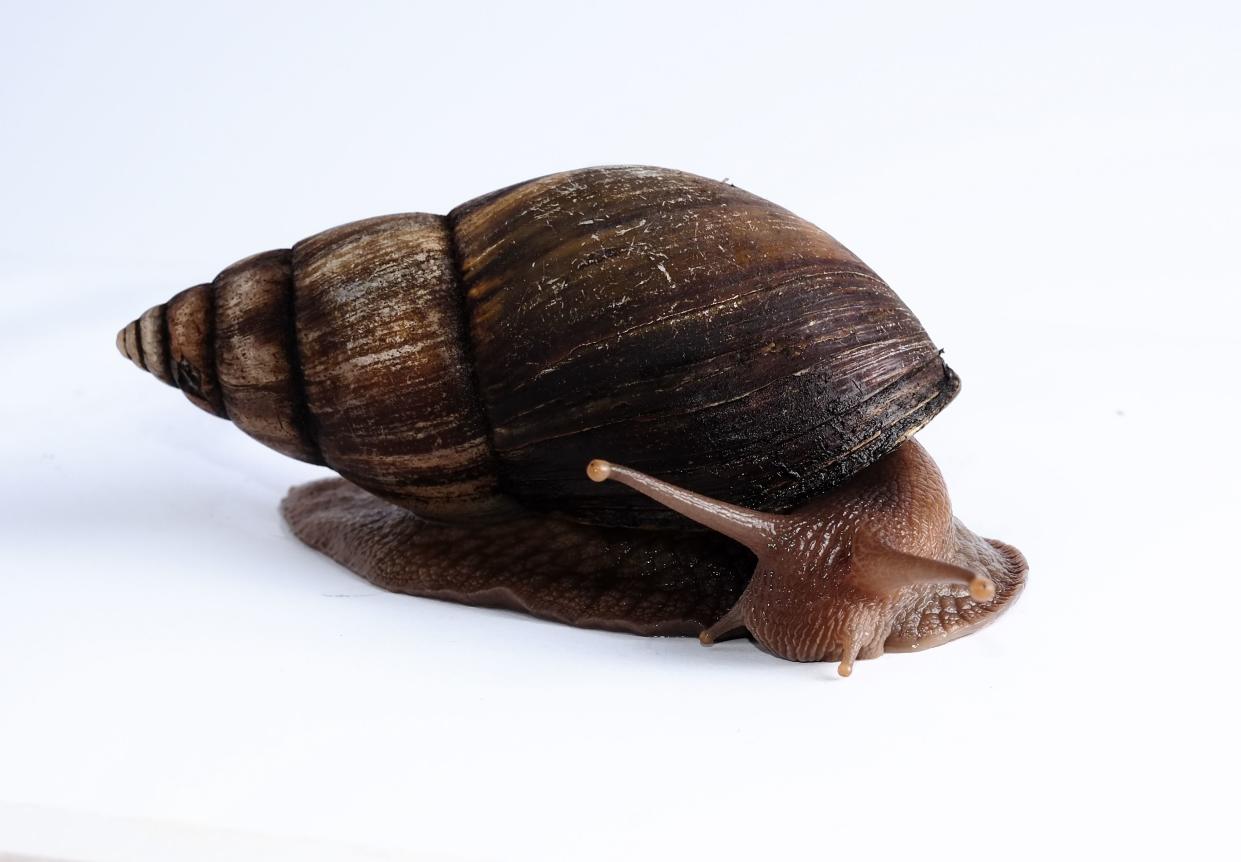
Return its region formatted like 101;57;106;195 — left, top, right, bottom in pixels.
2;1;1238;860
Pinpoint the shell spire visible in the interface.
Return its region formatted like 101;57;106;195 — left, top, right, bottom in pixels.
117;219;510;524
118;283;227;418
116;250;319;463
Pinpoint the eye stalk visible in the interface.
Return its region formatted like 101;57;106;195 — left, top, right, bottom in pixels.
851;532;996;602
587;459;782;552
587;440;1016;676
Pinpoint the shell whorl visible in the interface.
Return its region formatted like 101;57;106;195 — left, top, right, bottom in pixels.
117;282;232;419
116;215;508;522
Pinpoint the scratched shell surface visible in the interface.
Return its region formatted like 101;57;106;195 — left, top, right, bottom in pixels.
291;214;504;520
120;165;959;527
450;166;959;526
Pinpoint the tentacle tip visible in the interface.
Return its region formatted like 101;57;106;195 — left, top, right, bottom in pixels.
837;659;854;678
698;630;715;646
586;459;613;483
970;577;997;602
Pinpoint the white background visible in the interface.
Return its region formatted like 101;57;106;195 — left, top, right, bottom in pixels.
2;1;1238;860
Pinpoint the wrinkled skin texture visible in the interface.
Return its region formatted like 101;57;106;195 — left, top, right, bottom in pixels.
714;441;1026;667
285;440;1025;674
282;479;756;636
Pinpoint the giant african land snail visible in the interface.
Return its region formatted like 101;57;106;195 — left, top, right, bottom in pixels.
118;165;1026;675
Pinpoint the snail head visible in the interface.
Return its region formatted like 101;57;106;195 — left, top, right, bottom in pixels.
587;440;1021;675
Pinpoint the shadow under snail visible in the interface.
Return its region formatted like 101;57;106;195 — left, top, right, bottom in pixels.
117;165;1027;676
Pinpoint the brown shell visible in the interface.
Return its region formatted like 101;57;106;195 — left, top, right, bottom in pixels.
118;165;959;527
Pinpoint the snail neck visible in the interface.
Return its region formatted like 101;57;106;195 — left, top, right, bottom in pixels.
587;438;1019;671
732;440;962;661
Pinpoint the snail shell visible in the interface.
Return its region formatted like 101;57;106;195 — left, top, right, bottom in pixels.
118;165;959;528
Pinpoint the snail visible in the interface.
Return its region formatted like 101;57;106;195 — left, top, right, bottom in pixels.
117;165;1026;675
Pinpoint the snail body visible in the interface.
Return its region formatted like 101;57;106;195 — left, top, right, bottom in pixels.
119;165;1026;674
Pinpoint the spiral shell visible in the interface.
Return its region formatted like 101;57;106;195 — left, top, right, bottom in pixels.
118;166;959;527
